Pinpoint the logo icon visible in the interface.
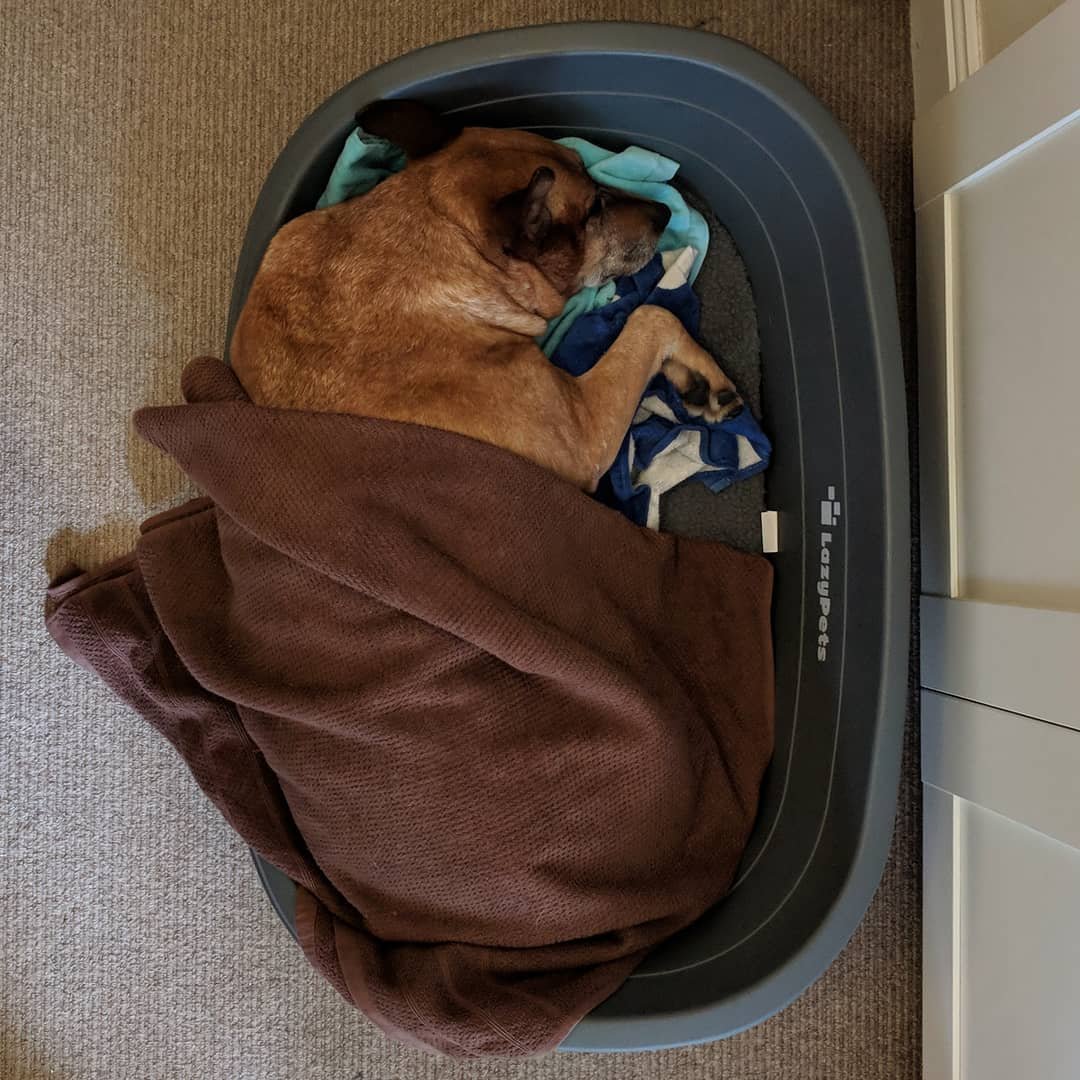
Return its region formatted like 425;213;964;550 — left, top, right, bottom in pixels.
820;485;841;528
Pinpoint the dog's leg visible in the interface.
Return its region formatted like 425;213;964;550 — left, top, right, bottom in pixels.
573;305;742;488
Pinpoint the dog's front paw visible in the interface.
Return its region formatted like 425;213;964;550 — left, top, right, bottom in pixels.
663;349;744;421
680;373;744;421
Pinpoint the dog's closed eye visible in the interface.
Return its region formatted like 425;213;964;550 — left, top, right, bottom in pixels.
587;190;611;220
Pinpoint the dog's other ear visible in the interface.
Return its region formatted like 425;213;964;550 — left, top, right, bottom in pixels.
355;100;460;159
497;167;555;255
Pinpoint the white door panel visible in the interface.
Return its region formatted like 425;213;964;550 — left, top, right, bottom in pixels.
923;692;1080;1079
958;799;1080;1080
916;3;1080;1077
916;0;1080;599
950;118;1080;609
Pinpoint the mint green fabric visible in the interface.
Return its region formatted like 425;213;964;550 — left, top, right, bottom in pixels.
316;129;708;355
316;129;406;209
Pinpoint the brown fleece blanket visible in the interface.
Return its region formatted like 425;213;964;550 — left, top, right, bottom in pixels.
47;357;774;1058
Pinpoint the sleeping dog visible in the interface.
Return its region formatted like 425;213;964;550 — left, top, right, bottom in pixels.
231;101;742;491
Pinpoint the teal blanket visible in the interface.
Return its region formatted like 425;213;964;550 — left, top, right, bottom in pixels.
316;128;708;354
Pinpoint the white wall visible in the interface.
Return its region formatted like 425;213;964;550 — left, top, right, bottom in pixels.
910;0;1066;113
979;0;1064;62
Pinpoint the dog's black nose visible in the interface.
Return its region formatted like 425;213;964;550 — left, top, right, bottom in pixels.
649;201;672;231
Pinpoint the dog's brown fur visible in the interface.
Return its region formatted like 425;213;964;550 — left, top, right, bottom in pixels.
231;102;741;491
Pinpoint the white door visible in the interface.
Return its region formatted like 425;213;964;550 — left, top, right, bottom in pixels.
915;1;1080;1077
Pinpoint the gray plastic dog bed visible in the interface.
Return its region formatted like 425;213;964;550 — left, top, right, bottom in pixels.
227;24;909;1052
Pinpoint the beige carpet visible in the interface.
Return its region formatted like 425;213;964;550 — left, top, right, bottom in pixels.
1;2;919;1077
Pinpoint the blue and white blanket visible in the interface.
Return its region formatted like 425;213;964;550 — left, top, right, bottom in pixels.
550;247;771;529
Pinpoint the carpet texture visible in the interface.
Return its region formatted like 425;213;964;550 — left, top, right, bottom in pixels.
0;2;919;1078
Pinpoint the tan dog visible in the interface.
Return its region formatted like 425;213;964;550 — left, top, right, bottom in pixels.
231;101;742;491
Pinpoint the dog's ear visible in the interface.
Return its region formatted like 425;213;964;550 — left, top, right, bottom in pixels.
497;167;555;255
355;100;460;159
519;167;555;243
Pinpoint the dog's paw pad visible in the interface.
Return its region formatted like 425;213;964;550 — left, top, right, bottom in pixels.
711;388;744;419
681;373;712;408
680;377;743;421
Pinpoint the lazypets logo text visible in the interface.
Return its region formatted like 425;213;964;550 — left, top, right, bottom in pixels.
817;486;840;662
